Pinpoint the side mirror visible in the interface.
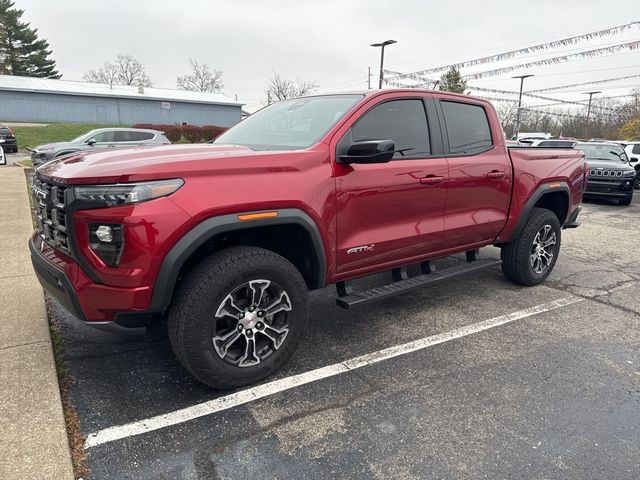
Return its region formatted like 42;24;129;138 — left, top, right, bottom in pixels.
339;140;395;164
87;138;97;146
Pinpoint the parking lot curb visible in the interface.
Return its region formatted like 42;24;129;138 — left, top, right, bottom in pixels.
0;167;74;480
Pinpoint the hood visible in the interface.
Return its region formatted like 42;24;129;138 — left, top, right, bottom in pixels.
35;141;75;152
36;143;320;185
585;159;634;172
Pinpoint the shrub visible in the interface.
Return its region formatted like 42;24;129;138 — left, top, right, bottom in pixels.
201;125;228;142
181;124;203;143
132;123;154;130
156;124;182;143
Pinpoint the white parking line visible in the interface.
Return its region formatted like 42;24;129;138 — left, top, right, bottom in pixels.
85;295;583;449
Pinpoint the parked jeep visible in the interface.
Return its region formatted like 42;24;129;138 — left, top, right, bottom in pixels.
575;142;635;205
30;90;586;388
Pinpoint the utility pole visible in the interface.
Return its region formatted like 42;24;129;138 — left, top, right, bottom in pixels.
512;74;534;139
370;40;397;89
584;91;602;138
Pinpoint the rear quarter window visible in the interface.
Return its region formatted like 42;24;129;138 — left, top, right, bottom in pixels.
632;144;640;155
440;101;493;155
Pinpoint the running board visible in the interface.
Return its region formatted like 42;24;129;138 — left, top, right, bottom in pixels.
336;258;502;309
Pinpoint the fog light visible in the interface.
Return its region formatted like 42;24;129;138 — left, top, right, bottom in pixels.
89;223;124;266
95;225;113;242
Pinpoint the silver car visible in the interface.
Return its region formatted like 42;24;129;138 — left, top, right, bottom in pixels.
31;128;170;166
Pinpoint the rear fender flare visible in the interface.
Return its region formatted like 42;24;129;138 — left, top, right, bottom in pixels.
505;183;571;243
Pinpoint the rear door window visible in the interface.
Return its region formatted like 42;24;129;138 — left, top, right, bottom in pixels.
440;101;493;155
135;132;155;141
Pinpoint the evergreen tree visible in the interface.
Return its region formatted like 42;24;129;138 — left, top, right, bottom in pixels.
0;0;60;78
438;67;467;94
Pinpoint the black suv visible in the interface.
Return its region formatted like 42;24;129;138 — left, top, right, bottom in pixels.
575;142;635;205
0;126;18;153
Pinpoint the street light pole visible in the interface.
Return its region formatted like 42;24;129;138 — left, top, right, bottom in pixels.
370;40;397;89
584;91;602;138
512;74;534;139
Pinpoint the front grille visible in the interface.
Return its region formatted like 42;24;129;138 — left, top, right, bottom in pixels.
32;176;70;254
589;169;623;177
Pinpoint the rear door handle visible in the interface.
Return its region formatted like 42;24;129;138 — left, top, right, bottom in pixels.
486;170;505;179
420;175;444;185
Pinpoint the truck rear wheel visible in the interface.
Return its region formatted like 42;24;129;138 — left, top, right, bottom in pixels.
501;207;561;286
168;246;308;389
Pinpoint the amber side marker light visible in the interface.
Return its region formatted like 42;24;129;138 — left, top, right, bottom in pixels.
549;183;562;188
238;211;279;221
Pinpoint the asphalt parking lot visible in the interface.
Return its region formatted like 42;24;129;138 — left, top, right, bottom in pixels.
53;196;640;480
1;151;29;165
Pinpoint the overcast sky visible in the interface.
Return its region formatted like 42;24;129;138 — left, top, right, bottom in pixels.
17;0;640;111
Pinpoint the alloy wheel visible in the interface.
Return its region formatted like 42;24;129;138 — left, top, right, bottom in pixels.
530;224;556;274
212;279;292;367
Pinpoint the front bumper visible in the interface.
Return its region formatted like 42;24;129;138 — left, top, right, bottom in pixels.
29;234;152;333
584;177;634;198
31;150;54;165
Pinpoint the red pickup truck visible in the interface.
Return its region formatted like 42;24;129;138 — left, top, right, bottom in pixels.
30;90;586;388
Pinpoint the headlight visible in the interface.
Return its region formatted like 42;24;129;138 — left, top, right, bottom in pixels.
73;179;184;206
623;170;636;177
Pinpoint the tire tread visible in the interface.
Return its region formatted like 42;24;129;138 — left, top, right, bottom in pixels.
168;246;307;389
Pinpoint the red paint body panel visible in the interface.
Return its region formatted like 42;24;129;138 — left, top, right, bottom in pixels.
495;148;586;242
32;233;152;321
30;89;586;323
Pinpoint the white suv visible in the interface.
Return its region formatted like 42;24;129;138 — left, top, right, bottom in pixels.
621;142;640;188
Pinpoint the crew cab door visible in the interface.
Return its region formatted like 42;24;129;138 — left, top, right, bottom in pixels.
332;95;448;276
434;97;512;248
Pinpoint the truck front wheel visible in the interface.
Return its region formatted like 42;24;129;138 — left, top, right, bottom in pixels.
501;207;561;286
168;246;309;389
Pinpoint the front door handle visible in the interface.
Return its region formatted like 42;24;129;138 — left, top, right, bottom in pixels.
420;175;444;185
486;170;505;179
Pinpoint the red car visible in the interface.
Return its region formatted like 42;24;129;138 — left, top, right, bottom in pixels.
30;90;586;388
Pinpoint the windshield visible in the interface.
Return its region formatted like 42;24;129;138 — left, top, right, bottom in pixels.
70;130;98;143
214;95;363;150
576;144;628;163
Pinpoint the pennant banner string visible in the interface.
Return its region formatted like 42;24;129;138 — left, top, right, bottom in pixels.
385;21;640;79
460;40;640;80
527;74;640;92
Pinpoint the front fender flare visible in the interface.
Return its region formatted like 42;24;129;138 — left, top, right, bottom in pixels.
149;208;327;312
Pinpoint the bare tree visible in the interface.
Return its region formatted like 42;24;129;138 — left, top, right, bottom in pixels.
495;101;518;137
83;54;152;87
266;71;318;103
176;59;223;92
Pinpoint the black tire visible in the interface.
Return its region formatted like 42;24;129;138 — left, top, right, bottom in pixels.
619;191;633;206
501;207;561;286
168;246;308;389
